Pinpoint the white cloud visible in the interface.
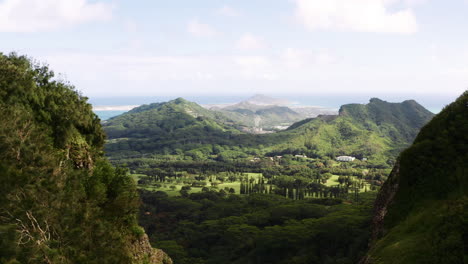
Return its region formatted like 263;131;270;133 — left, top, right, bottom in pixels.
236;33;265;50
0;0;113;32
187;19;217;37
217;5;240;17
294;0;418;34
37;48;468;96
384;0;428;6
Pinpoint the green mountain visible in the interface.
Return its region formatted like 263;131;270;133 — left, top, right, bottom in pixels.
267;98;435;161
362;91;467;263
0;53;171;264
105;97;239;138
104;97;434;165
103;98;254;159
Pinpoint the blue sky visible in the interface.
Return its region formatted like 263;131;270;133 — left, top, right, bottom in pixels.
1;0;467;98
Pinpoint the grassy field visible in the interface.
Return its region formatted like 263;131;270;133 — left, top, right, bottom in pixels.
132;172;371;196
323;174;372;192
131;172;264;197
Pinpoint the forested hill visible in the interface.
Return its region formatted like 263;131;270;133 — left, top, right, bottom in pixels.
0;53;171;264
362;91;467;263
268;98;435;161
339;98;435;145
105;97;240;140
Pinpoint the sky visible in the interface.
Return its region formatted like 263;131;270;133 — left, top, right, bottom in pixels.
1;0;468;98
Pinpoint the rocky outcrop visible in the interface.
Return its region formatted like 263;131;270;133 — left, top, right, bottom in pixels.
360;161;400;264
130;234;172;264
369;161;400;244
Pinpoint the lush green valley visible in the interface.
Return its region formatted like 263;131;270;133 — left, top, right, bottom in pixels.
1;52;465;264
100;87;447;264
103;94;434;203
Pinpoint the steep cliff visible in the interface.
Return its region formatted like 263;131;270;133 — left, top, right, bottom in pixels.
363;91;467;263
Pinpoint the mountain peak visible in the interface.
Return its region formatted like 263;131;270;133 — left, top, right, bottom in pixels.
369;98;385;103
244;94;292;106
171;97;189;104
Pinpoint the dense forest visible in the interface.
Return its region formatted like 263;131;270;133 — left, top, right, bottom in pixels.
0;53;170;264
139;190;375;264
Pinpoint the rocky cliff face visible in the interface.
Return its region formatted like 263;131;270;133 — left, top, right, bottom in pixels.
130;234;172;264
360;161;401;264
368;161;400;244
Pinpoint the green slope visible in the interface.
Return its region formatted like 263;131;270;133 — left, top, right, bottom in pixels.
363;91;468;264
104;98;257;158
105;97;239;138
264;98;435;162
0;53;170;264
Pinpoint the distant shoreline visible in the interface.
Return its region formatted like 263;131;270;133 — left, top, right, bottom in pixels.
93;105;140;111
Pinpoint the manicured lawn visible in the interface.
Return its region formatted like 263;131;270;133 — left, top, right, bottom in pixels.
323;174;372;192
132;172;265;196
324;175;340;186
132;171;372;196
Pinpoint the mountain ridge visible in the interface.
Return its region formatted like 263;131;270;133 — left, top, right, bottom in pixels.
362;91;467;263
104;96;434;164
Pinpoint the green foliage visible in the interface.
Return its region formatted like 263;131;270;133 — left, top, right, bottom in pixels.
140;190;376;264
367;91;468;263
104;96;434;165
0;53;145;263
274;98;434;160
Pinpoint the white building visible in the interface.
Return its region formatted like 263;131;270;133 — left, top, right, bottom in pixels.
336;156;356;162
